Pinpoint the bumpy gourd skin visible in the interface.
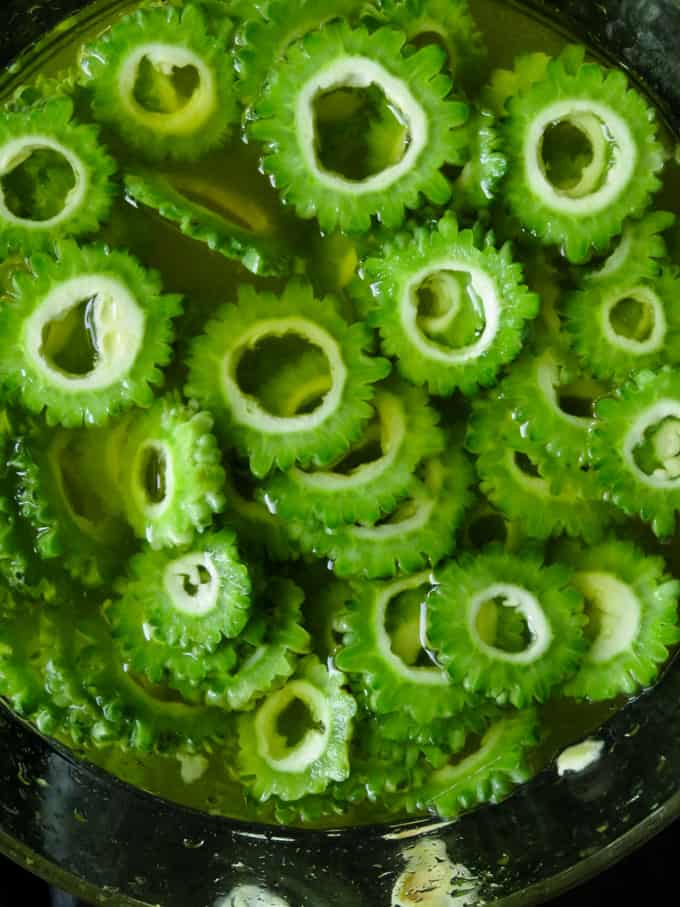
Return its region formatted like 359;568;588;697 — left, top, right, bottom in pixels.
0;97;116;255
185;280;389;477
80;3;238;161
558;539;680;701
249;21;470;232
501;46;665;263
0;242;182;427
359;214;539;395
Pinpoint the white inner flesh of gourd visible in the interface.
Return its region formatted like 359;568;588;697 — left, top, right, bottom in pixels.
573;570;640;663
290;390;406;490
223;318;347;434
430;719;506;788
256;680;331;773
349;459;443;540
132;440;175;519
375;572;448;687
0;136;87;228
601;285;666;354
402;260;501;364
536;350;591;428
506;449;551;497
468;583;553;664
118;43;216;135
624;399;680;487
525;99;636;214
592;225;633;282
164;552;219;617
280;373;333;418
296;56;427;194
25;274;145;390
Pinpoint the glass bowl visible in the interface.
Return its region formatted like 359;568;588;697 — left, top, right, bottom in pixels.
2;1;680;903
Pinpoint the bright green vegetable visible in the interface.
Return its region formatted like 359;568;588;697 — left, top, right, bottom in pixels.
559;539;680;701
428;549;586;706
185;281;389;477
263;379;445;527
80;4;238;161
502;46;664;262
361;214;539;395
238;656;356;801
249;22;470;232
577;211;675;287
0;242;182;427
0;97;116;255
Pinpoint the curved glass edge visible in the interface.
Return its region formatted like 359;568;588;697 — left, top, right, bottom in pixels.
2;0;680;905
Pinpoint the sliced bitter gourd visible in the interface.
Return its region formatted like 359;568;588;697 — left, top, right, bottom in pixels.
450;109;507;213
481;51;551;117
185;281;389;477
204;578;312;711
238;655;356;802
577;211;675;287
249;22;470;233
11;429;134;588
115;395;226;549
262;379;445;527
589;367;680;538
428;549;586;706
466;391;614;542
123;166;295;278
111;531;251;654
497;344;607;467
80;3;238;161
0;97;116;255
360;214;539;395
502;46;665;263
335;572;473;723
288;441;474;578
558;539;680;701
364;0;486;88
235;0;366;104
400;708;539;818
564;267;680;381
0;242;182;427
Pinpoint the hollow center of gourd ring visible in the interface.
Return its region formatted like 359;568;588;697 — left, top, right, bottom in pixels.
313;84;411;181
2;147;76;221
467;511;509;549
513;451;542;479
540;116;609;195
41;296;99;377
415;269;486;348
609;294;655;342
134;56;200;114
330;416;383;475
236;334;332;417
58;438;110;524
274;697;325;753
475;596;533;654
556;376;600;419
140;444;168;505
386;585;438;668
633;416;680;480
181;563;212;597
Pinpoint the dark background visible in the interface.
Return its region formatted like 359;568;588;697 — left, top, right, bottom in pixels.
0;821;673;905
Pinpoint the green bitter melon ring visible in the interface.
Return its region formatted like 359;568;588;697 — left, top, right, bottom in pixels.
80;4;238;161
11;429;133;588
466;390;614;543
288;441;475;578
0;242;182;427
502;48;665;262
112;531;252;654
400;708;539;818
263;379;445;527
335;572;473;723
564;267;680;381
123;167;295;278
238;656;356;802
116;396;226;549
590;368;680;538
428;549;586;707
559;539;680;701
0;97;116;255
361;214;538;395
577;211;675;287
185;281;389;477
250;22;470;233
